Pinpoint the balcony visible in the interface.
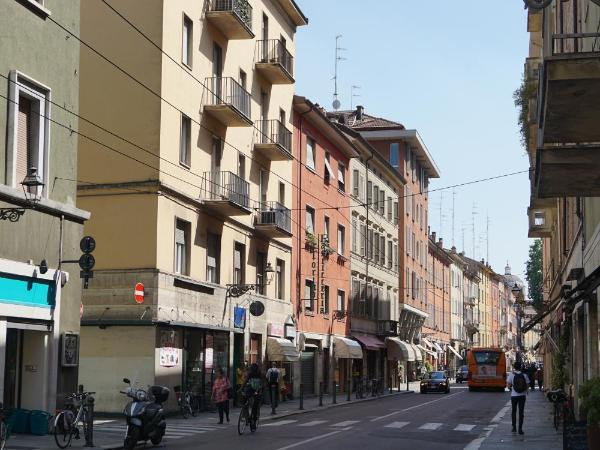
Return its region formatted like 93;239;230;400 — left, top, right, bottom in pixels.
200;171;251;215
255;40;294;84
376;320;398;337
254;120;293;160
254;201;292;238
203;77;252;127
206;0;254;40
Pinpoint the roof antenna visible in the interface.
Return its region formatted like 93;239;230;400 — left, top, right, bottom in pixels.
350;85;361;110
332;34;346;110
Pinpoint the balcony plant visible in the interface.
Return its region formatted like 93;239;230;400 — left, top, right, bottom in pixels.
321;236;335;257
579;377;600;448
305;231;318;249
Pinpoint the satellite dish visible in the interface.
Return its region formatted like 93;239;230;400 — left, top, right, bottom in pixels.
332;99;341;110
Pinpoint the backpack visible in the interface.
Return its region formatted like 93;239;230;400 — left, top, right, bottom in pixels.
513;372;527;393
268;369;279;384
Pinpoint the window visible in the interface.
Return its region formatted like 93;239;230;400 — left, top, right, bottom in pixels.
387;197;393;221
259;169;268;206
360;223;366;256
306;137;316;171
206;232;221;283
175;219;190;275
352;217;358;253
406;226;410;257
379;190;385;216
387;241;393;269
278;182;285;205
393;201;399;225
359;173;365;201
412;271;417;299
338;162;346;192
374;231;380;262
368;229;374;260
239;69;247;90
353;169;360;197
234;242;245;284
324;152;332;182
304;279;315;311
322;285;330;314
238;153;246;179
276;259;284;300
182;14;193;67
406;268;410;297
405;145;411;175
394;244;399;272
337;289;345;312
367;181;373;206
373;185;379;211
412;232;416;258
337;225;345;256
306;206;315;233
380;235;386;266
390;143;399;170
324;216;330;239
256;251;266;295
406;186;411;217
7;72;50;192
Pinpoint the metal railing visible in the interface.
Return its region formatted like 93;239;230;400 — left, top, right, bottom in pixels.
204;77;251;121
255;39;294;77
256;201;291;234
376;320;398;336
552;32;600;56
209;0;252;31
255;119;292;154
201;171;250;209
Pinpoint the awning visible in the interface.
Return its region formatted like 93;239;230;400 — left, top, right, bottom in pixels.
333;336;363;359
324;158;336;180
353;334;385;351
417;344;437;358
410;344;423;362
386;337;415;361
448;345;463;360
266;337;300;361
422;338;434;349
432;341;444;353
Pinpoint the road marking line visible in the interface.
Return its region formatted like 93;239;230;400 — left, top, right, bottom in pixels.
384;421;410;429
464;401;511;450
262;419;298;427
166;431;207;437
419;422;443;430
299;420;328;427
455;424;476;431
331;420;359;427
274;430;342;450
371;391;463;421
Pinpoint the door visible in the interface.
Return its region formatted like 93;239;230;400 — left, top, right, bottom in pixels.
261;14;269;61
212;43;223;101
300;349;315;395
210;137;222;198
3;329;20;408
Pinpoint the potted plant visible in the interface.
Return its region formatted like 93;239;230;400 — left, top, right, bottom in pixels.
305;231;317;249
579;377;600;448
321;236;335;257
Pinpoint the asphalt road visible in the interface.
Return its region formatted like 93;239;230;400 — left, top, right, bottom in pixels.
149;384;510;450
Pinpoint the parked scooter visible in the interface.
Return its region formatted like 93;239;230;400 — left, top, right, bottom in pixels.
120;378;169;450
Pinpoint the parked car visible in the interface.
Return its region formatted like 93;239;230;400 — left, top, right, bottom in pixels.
420;371;450;394
456;365;469;383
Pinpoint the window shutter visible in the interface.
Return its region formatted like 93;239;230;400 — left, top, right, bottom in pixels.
16;96;32;184
234;248;241;269
359;174;365;201
353;170;359;197
175;224;186;245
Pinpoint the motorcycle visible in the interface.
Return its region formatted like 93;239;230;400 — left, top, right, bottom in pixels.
120;378;169;450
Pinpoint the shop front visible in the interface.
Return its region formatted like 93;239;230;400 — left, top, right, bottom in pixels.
353;334;386;389
386;337;415;386
332;336;363;393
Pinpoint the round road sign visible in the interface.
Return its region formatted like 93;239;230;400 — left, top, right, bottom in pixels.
78;254;96;271
249;300;265;317
134;282;145;304
80;236;96;253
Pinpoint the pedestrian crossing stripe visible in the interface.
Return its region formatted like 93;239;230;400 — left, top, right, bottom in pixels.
418;423;443;430
455;424;476;431
384;421;409;429
299;420;328;427
331;421;359;427
262;420;298;427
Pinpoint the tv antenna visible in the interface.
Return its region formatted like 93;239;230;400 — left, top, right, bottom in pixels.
332;35;346;110
451;188;456;247
350;85;361;109
471;203;478;260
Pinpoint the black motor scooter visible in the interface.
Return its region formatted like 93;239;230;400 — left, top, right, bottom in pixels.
120;378;169;450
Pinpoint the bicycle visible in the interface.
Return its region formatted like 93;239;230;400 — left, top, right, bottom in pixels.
54;391;95;449
174;386;200;419
0;402;7;450
547;389;574;431
238;391;261;435
354;378;365;399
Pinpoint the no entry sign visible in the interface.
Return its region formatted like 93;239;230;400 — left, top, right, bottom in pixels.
134;282;145;304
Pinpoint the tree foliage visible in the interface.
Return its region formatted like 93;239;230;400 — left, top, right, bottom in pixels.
513;78;537;150
525;239;543;312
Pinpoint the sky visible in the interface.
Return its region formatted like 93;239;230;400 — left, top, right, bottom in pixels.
294;0;531;283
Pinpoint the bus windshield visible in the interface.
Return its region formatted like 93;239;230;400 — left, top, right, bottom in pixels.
473;351;501;365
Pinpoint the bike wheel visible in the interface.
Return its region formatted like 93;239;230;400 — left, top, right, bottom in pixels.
238;408;248;435
124;425;140;450
0;420;7;450
181;404;190;419
54;412;73;449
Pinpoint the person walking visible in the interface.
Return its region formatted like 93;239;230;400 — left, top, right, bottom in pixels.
211;367;231;424
506;361;529;435
266;362;281;414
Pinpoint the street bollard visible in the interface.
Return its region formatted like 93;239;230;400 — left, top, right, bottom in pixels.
347;378;351;401
299;383;304;410
84;395;94;447
318;382;323;407
332;383;337;404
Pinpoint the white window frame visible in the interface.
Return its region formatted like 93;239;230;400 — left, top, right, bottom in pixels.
337;224;345;256
182;14;193;68
306;206;315;233
337;162;345;192
6;70;50;197
306;136;316;171
180;114;191;167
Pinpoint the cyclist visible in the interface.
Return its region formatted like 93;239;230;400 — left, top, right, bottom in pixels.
242;363;263;428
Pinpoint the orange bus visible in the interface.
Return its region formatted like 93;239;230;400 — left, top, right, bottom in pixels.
466;348;507;391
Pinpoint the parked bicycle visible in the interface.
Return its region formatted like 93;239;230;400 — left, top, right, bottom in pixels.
237;390;260;435
0;402;8;450
547;389;574;431
355;378;365;399
54;391;95;449
174;385;200;419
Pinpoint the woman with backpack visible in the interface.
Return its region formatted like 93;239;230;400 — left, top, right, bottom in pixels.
506;361;530;435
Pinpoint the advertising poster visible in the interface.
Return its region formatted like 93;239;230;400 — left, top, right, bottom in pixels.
477;365;497;378
159;347;179;367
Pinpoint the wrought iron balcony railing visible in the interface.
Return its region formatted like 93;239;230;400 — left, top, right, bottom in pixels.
255;201;292;235
201;170;250;210
376;320;399;336
208;0;253;32
255;39;294;79
204;77;251;123
255;119;292;156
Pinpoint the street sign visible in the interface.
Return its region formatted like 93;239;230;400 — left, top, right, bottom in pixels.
249;300;265;317
134;282;145;304
80;236;96;253
78;253;95;271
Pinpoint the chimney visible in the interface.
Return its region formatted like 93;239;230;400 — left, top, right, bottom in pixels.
438;238;443;247
428;226;431;235
451;246;456;253
356;105;364;121
431;232;436;242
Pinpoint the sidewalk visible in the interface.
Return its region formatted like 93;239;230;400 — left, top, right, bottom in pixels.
7;383;420;450
477;390;562;450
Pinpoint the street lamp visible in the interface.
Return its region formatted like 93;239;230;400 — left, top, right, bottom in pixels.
0;167;44;222
511;285;524;364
